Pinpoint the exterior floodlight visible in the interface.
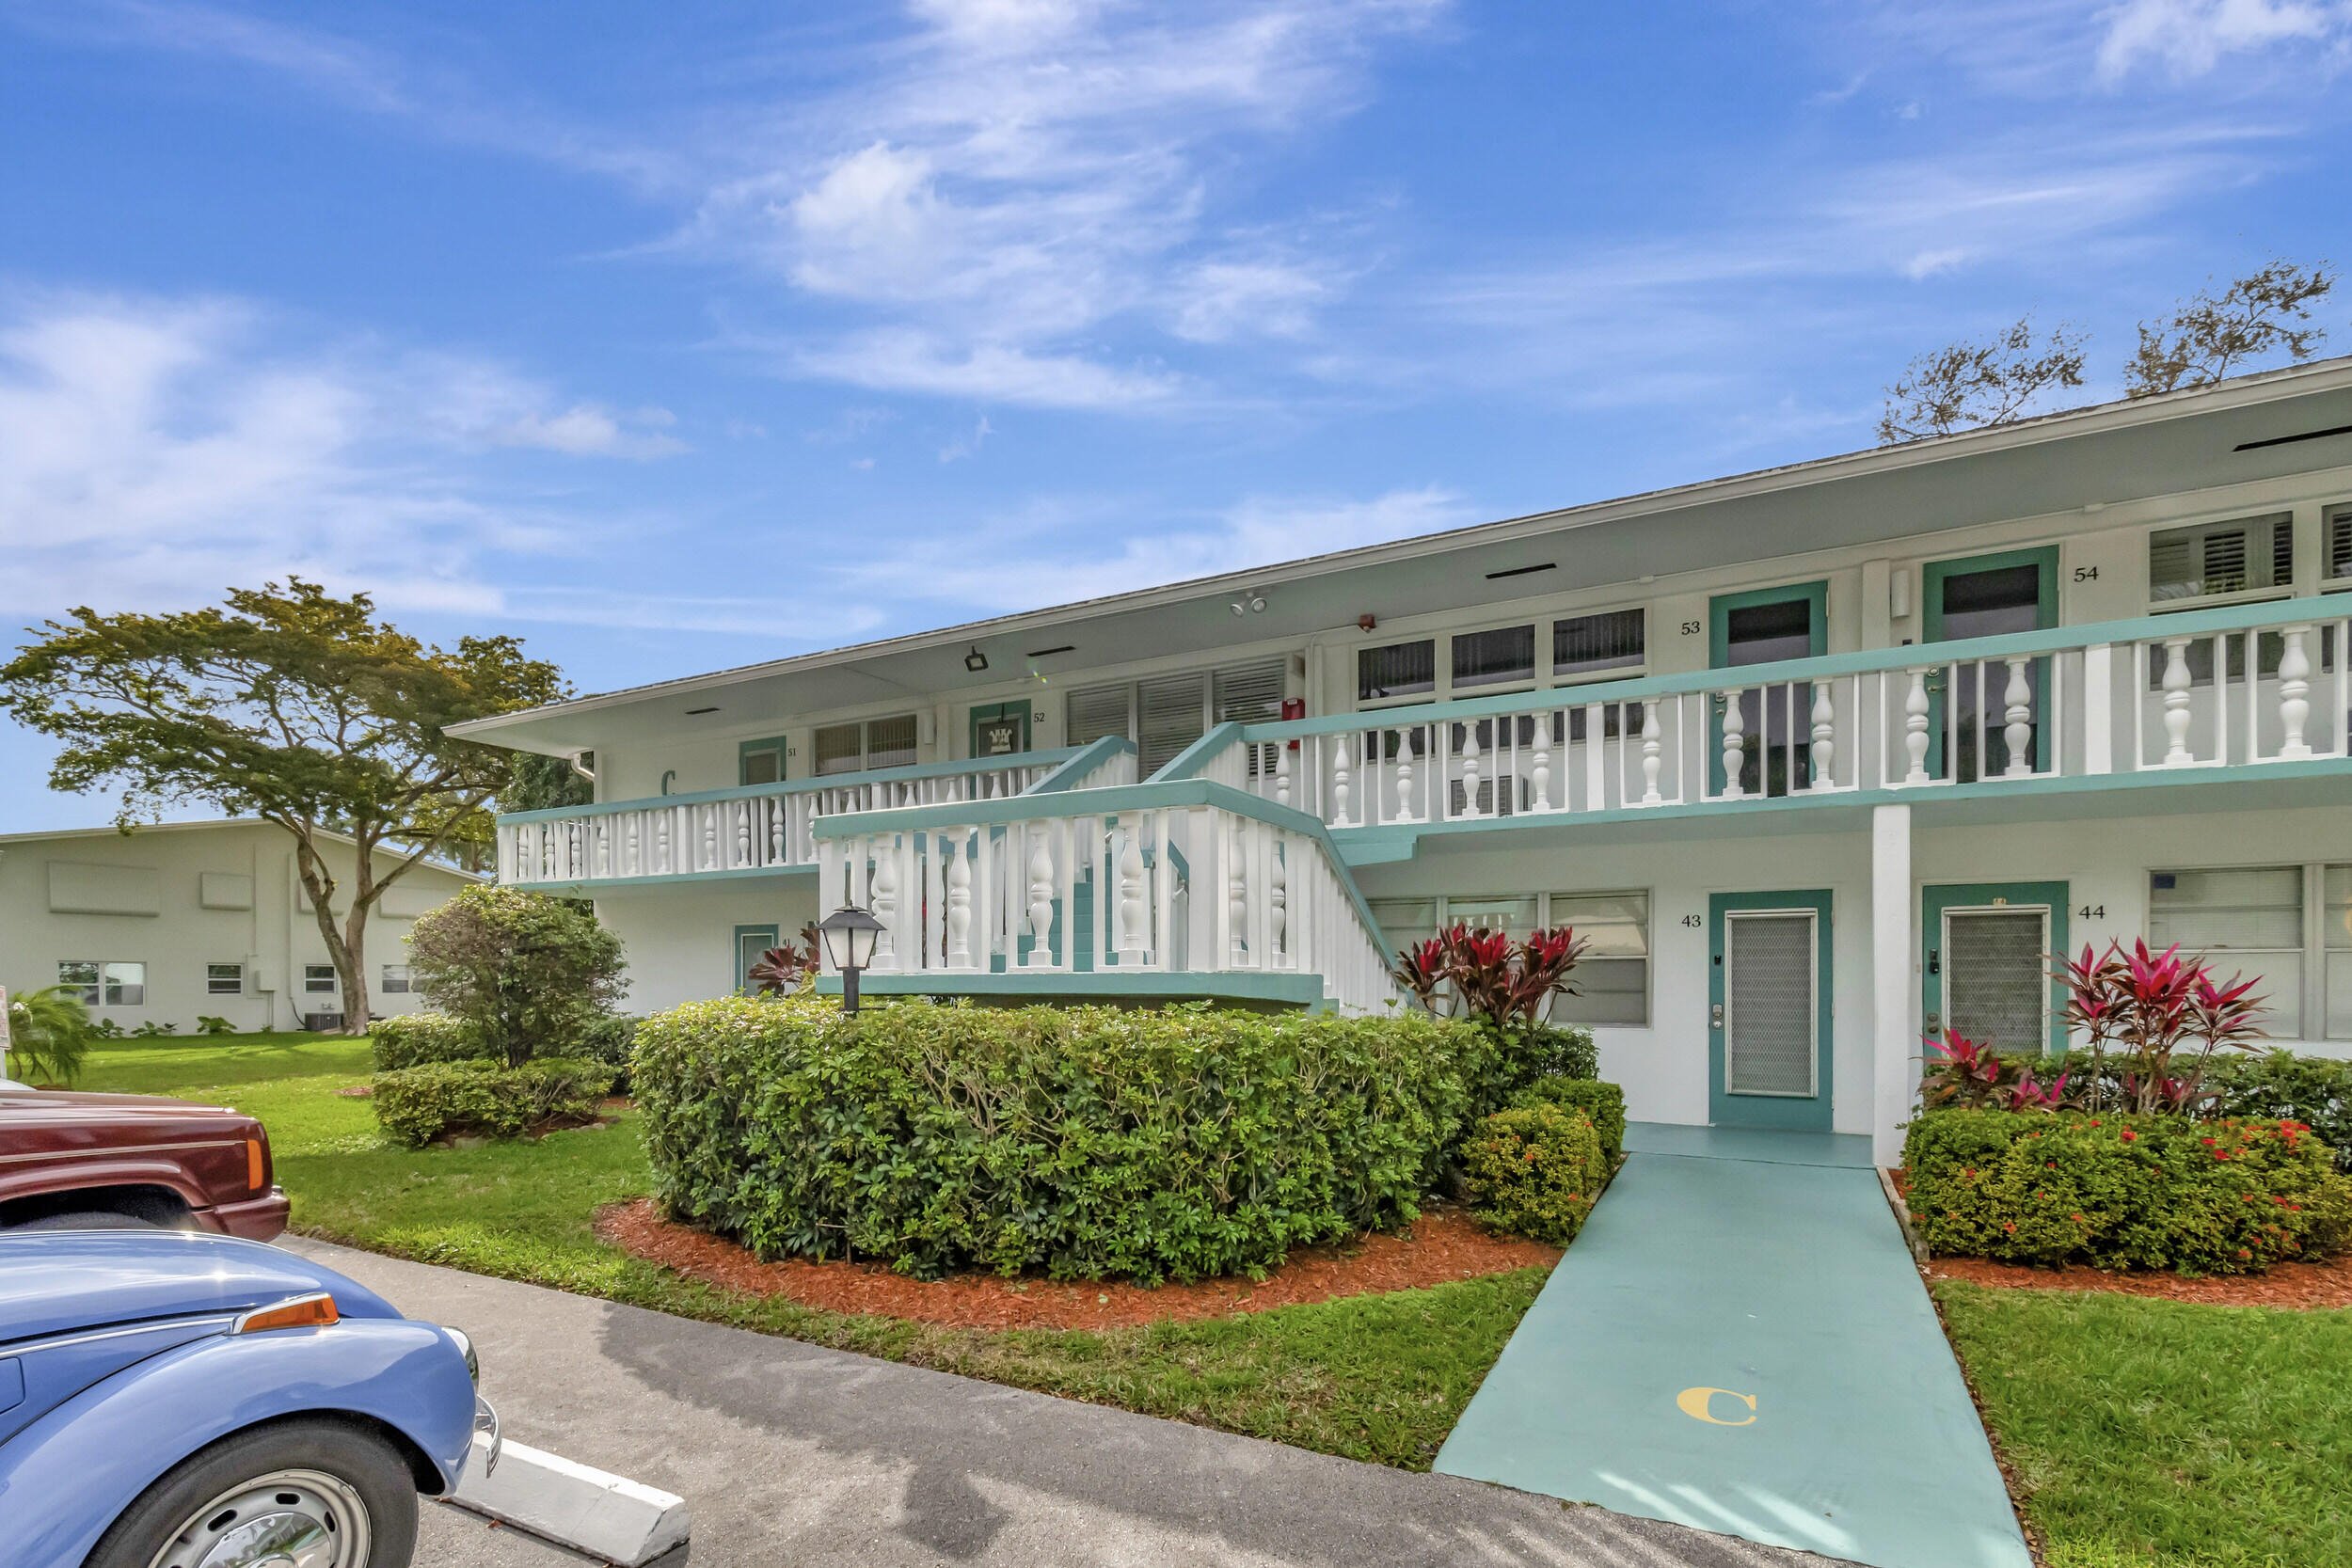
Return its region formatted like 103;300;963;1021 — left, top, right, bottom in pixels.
818;904;885;1014
963;646;990;672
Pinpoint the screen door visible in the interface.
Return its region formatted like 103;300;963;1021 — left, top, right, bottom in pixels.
1941;906;2050;1054
1724;910;1819;1097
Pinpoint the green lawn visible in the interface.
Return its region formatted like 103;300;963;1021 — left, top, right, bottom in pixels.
1936;1281;2352;1568
74;1035;1545;1470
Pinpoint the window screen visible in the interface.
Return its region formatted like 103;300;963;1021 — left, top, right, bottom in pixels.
1212;659;1286;725
207;962;244;996
2149;866;2302;1037
1136;673;1208;776
2149;514;2293;602
866;714;919;770
2328;504;2352;583
1725;913;1815;1096
1452;626;1535;689
813;723;864;775
1553;609;1645;679
1359;640;1436;702
1550;890;1649;1025
1066;684;1133;749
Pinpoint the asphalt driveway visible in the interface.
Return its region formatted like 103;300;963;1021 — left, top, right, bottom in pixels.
283;1238;1836;1568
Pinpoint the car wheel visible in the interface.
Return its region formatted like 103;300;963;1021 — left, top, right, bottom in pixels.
7;1210;156;1230
84;1418;419;1568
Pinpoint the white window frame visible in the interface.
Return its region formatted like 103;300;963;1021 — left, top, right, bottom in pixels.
2146;862;2317;1043
206;962;245;996
380;964;413;995
303;964;339;995
1355;604;1648;713
1364;889;1652;1026
2146;511;2296;612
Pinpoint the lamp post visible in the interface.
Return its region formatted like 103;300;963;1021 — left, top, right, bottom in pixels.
817;904;884;1015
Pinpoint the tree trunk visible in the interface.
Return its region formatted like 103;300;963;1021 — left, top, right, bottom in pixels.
290;832;372;1036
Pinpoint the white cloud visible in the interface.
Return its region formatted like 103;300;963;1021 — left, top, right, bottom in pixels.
939;414;994;463
788;328;1183;407
0;290;677;623
2096;0;2350;79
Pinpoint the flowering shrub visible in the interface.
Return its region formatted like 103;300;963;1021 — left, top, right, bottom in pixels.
1458;1103;1609;1246
1903;1108;2352;1274
632;996;1498;1284
1509;1077;1626;1162
2203;1050;2352;1174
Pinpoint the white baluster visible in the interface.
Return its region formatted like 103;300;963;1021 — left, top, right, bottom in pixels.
1275;742;1291;808
1532;717;1553;811
770;802;785;864
1396;729;1417;821
1809;682;1836;789
702;809;717;872
1902;668;1932;785
1459;722;1483;819
1269;842;1289;964
1024;828;1056;968
655;813;669;876
2160;637;2194;765
946;832;974;967
1332;735;1353;827
1720;689;1745;800
1116;825;1147;964
2279;625;2313;759
1229;830;1249;966
870;844;898;970
2002;657;2034;776
1641;700;1663;805
735;803;750;866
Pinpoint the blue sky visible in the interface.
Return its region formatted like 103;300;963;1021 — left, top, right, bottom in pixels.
3;0;2349;828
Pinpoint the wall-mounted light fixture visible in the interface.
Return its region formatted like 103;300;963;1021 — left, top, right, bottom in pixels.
1230;593;1268;617
1889;568;1913;620
963;646;990;673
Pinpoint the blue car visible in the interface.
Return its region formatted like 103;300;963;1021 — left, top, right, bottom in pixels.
0;1228;495;1568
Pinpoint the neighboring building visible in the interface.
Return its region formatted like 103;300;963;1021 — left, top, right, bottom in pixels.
0;819;478;1033
457;357;2352;1162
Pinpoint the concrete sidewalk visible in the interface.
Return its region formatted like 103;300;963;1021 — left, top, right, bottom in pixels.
282;1238;1832;1567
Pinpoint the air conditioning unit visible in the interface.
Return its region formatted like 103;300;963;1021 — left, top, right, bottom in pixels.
303;1012;345;1033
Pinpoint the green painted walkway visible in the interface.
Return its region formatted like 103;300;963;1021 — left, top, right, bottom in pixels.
1437;1123;2030;1568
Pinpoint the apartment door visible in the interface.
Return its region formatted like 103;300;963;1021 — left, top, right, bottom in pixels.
733;924;780;994
970;703;1030;759
1708;582;1827;796
1708;890;1834;1132
1922;882;2067;1058
1921;547;2058;781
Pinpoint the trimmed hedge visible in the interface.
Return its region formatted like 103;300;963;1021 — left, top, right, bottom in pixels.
2204;1050;2352;1173
1510;1077;1625;1161
371;1013;483;1070
373;1057;619;1148
1459;1104;1609;1246
631;996;1500;1284
1904;1108;2352;1275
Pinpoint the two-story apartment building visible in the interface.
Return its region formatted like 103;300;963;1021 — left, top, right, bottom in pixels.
458;356;2352;1163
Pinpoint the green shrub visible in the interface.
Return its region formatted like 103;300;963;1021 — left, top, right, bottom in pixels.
571;1014;640;1085
1458;1103;1608;1246
406;885;627;1068
1510;1077;1625;1161
2203;1050;2352;1173
1904;1108;2352;1274
371;1012;485;1070
631;996;1498;1284
372;1056;619;1148
4;986;96;1085
1518;1023;1598;1082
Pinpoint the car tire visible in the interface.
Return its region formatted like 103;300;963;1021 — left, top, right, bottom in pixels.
84;1418;420;1568
7;1210;156;1231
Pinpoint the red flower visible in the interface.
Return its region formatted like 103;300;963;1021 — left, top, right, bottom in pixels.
2002;1221;2017;1234
2120;1130;2137;1142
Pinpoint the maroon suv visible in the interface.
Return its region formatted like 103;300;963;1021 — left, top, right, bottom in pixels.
0;1081;290;1237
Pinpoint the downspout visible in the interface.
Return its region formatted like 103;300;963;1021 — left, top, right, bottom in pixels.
567;750;596;786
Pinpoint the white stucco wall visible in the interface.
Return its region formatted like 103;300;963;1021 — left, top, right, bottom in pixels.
0;820;477;1033
595;877;824;1015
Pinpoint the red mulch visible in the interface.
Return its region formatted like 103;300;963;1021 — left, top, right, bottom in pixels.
1928;1251;2352;1309
596;1198;1562;1330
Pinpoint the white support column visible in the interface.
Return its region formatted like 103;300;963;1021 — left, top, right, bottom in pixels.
1871;803;1914;1170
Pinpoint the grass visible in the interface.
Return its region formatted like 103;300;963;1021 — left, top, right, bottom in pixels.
1936;1281;2352;1568
73;1034;1545;1471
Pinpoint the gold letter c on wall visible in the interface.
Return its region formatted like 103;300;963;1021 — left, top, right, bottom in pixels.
1677;1387;1758;1425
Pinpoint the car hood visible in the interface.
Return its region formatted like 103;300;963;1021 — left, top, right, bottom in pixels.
0;1232;402;1346
0;1086;238;1117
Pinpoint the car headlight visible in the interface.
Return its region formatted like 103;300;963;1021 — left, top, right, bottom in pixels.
446;1326;479;1386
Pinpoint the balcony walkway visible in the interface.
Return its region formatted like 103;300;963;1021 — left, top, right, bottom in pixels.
1436;1123;2029;1568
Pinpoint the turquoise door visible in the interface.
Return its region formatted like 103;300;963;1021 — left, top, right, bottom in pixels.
970;703;1031;758
1922;882;2068;1058
1708;582;1828;796
1920;547;2058;780
733;925;779;993
1708;890;1834;1132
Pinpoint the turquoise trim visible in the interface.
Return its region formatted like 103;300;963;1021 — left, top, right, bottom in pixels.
733;924;780;993
499;745;1092;824
1239;594;2352;744
806;776;1391;964
1708;889;1834;1132
815;970;1326;1006
1154;721;1247;781
737;736;790;785
1708;580;1826;795
1023;735;1136;794
1921;881;2070;1057
1325;753;2352;863
1923;546;2059;774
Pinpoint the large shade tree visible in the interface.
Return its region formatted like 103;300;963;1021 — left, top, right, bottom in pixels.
1;579;566;1032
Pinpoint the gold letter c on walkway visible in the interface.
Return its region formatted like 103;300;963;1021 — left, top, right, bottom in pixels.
1677;1387;1757;1425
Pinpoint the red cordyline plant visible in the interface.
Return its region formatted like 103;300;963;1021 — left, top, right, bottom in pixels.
2056;938;2266;1115
1392;923;1592;1030
747;924;823;995
1920;1028;2014;1109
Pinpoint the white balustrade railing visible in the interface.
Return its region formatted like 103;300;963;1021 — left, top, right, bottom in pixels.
496;746;1098;890
811;789;1404;1014
1234;599;2352;831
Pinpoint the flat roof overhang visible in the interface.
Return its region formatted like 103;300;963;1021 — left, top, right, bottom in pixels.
454;357;2352;758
